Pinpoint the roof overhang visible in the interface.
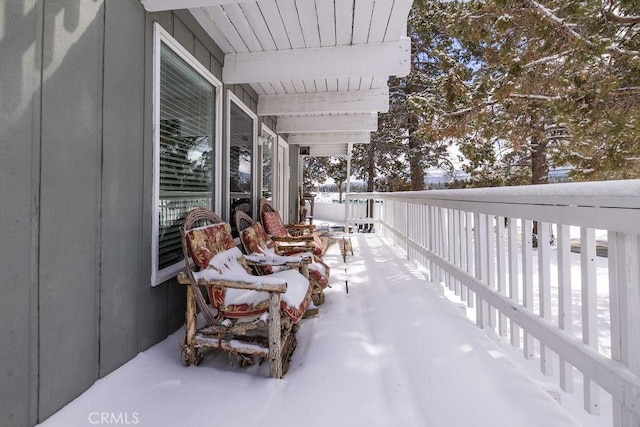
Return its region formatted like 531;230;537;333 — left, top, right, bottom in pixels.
141;0;414;157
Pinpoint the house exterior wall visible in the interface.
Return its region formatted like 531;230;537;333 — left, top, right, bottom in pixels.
0;1;283;426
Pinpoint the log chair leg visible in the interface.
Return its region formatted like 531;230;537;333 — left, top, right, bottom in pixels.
280;319;297;376
268;292;283;378
311;288;325;306
184;285;199;366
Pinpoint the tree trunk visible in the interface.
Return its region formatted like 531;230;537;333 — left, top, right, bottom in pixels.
530;133;549;247
531;136;549;185
408;115;425;191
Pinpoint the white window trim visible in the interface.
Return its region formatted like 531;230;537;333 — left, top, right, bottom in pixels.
151;23;223;286
277;136;290;223
226;90;258;220
260;123;277;204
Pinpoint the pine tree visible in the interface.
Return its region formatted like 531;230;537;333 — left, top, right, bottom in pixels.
437;0;640;184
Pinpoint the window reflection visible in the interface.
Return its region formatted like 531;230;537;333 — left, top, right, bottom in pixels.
262;133;274;201
229;102;253;234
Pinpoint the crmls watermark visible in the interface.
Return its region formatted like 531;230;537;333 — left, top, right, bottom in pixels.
88;412;140;425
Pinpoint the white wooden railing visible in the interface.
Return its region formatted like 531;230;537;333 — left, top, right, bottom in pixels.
346;180;640;427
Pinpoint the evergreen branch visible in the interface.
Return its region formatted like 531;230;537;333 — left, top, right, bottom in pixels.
525;0;640;56
611;86;640;96
509;93;562;101
524;0;587;44
605;11;640;25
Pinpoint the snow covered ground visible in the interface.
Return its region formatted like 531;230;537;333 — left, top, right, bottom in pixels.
39;232;586;427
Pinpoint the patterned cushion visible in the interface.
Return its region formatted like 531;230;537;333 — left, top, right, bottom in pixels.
311;234;323;256
261;211;288;237
241;223;272;254
309;268;329;289
186;223;235;268
241;223;275;274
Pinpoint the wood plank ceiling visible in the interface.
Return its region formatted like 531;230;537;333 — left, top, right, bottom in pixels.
141;0;413;156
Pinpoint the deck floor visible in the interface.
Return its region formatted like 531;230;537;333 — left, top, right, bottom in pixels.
39;233;579;427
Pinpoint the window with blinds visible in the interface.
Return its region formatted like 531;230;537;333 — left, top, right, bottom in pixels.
158;41;215;271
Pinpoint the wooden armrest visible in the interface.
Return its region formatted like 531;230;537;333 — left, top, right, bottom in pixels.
272;235;314;243
245;254;311;267
274;245;314;256
286;224;316;231
176;271;287;293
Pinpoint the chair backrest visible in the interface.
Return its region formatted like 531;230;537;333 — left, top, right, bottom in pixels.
181;208;250;324
259;198;277;216
259;199;290;237
235;211;276;275
236;211;272;254
234;210;254;239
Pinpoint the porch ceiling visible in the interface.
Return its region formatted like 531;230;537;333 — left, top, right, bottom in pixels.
141;0;413;157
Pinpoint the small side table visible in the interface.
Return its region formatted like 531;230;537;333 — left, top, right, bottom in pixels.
339;234;353;263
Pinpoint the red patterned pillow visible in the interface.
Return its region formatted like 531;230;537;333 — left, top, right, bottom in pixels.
311;234;323;256
241;223;270;255
186;223;235;268
261;211;288;237
309;268;329;289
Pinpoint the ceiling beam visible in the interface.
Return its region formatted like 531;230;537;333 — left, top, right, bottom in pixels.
141;0;255;12
223;38;411;84
258;88;389;116
287;132;370;145
305;145;349;157
276;114;378;134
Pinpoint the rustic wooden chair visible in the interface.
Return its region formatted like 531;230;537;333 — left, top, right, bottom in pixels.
236;211;330;305
259;198;325;256
177;208;313;378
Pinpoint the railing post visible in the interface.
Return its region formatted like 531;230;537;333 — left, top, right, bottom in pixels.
459;210;468;302
522;219;534;359
435;207;443;284
453;209;461;296
486;214;496;330
466;212;474;309
496;216;507;337
581;227;600;415
508;218;520;347
557;224;573;392
538;221;553;376
447;208;455;290
427;205;434;282
344;194;349;230
474;213;489;329
609;232;640;426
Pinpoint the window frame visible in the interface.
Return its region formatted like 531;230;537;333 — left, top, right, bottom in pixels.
151;23;223;286
260;123;277;204
226;90;258;222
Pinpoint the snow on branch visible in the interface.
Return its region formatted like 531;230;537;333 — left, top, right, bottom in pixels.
525;0;640;56
523;50;575;69
509;93;562;101
525;0;586;43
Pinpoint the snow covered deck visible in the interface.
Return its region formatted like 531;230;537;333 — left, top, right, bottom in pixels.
39;233;579;427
